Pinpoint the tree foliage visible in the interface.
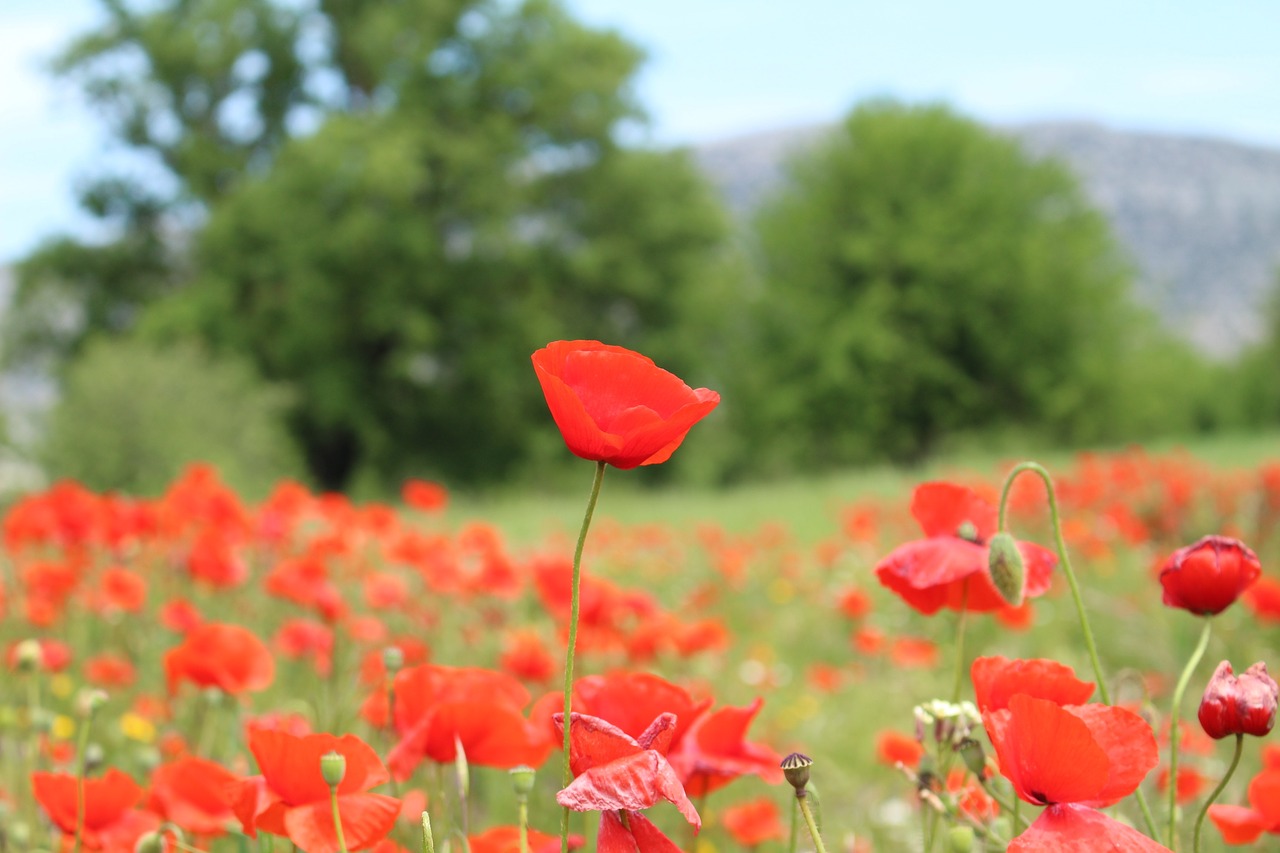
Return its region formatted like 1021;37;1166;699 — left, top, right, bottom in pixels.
13;0;736;489
736;102;1147;471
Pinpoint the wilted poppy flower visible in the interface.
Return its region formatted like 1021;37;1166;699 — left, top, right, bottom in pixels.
875;483;1056;614
984;694;1162;850
33;767;160;850
556;711;700;850
231;729;399;852
1159;535;1261;616
1199;660;1279;739
531;340;720;469
164;621;275;696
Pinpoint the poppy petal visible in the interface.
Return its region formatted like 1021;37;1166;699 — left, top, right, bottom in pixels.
557;751;700;828
971;657;1095;714
1009;803;1173;851
1068;704;1158;807
281;793;400;853
984;696;1109;806
1206;804;1270;845
911;483;998;540
597;810;640;853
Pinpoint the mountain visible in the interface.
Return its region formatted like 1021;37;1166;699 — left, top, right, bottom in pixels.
693;121;1280;356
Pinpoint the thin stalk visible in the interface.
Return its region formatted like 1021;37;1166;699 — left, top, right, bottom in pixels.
950;580;971;703
998;461;1160;838
1193;733;1243;853
71;717;93;853
560;461;607;853
788;796;799;853
329;786;349;853
1167;618;1214;849
517;798;530;853
797;794;828;853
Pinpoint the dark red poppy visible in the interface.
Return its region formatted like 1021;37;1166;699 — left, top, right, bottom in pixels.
1199;660;1279;739
555;711;700;852
1159;535;1261;616
164;621;275;696
231;729;399;852
532;340;720;469
32;767;160;850
875;483;1056;614
668;698;783;797
148;755;240;836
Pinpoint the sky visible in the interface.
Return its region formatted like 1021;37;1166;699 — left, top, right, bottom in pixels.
2;0;1279;263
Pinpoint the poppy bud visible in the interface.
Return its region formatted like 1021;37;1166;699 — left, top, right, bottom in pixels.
955;737;987;780
987;532;1026;607
948;825;975;853
1159;535;1261;616
1199;660;1279;739
320;750;347;787
134;832;164;853
382;646;404;676
781;752;812;793
421;812;436;853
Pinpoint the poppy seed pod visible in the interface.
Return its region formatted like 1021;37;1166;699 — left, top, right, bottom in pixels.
1199;660;1279;739
781;752;813;793
320;750;347;787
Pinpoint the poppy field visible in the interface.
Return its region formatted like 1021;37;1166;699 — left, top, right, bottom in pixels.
4;341;1280;852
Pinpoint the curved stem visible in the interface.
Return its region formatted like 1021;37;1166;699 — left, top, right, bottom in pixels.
998;461;1160;839
560;461;607;853
797;794;829;853
979;779;1022;835
1167;618;1214;849
1193;733;1243;853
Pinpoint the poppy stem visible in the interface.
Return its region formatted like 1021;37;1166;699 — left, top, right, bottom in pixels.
71;709;93;853
561;460;607;853
1167;617;1214;849
796;791;829;853
1192;732;1242;853
950;580;970;703
998;462;1162;839
788;794;799;853
329;784;349;853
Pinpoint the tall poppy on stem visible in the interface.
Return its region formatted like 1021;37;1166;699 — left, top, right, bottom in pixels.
1158;535;1262;846
532;340;719;853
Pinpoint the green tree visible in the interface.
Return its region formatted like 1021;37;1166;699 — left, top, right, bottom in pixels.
737;101;1147;471
13;0;737;489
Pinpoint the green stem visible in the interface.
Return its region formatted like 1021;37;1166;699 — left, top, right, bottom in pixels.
1167;618;1214;850
329;786;349;853
978;779;1022;835
71;715;93;853
1193;733;1243;853
951;580;971;703
560;461;607;853
999;461;1161;839
788;795;799;853
797;794;829;853
517;798;530;853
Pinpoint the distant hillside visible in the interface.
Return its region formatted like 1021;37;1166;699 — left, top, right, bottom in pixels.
694;121;1280;356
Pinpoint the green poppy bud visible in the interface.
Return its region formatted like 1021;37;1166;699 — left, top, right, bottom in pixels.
320;750;347;788
948;825;975;853
987;531;1026;606
509;764;536;797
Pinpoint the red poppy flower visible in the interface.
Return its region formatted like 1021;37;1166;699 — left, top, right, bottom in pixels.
668;698;783;797
876;730;925;768
1007;802;1171;851
1159;535;1261;616
571;671;712;748
971;656;1095;714
32;767;160;851
1209;765;1280;844
468;826;582;853
531;340;720;469
164;621;275;696
984;694;1161;849
875;483;1056;614
231;729;399;852
149;755;241;836
402;479;449;512
721;797;786;846
384;664;551;777
555;711;700;852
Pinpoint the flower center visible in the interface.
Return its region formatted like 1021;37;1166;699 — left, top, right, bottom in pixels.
955;521;980;543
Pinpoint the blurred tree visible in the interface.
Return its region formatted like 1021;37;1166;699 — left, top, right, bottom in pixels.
1232;269;1280;425
737;102;1148;471
9;0;735;489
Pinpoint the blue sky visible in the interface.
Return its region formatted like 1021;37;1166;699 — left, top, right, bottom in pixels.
3;0;1278;263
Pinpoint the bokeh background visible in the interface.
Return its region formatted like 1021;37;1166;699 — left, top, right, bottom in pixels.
2;0;1279;498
